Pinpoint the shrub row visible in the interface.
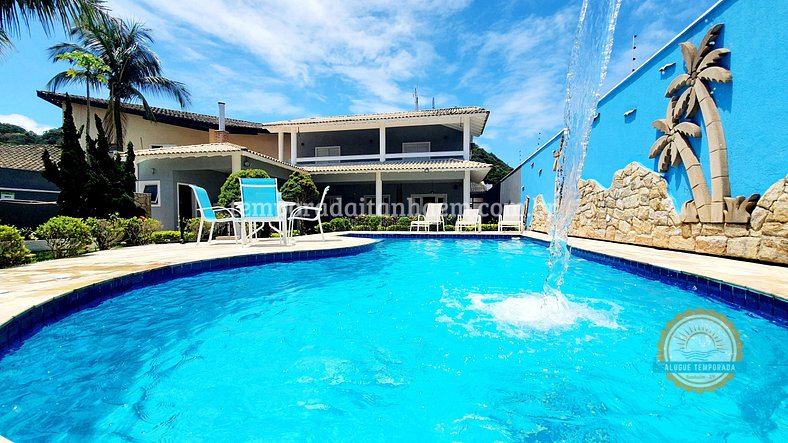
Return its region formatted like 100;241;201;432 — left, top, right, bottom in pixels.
321;216;500;232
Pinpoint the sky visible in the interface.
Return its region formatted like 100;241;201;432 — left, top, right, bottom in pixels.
0;0;718;166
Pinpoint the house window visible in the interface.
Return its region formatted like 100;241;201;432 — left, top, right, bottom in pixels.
362;194;391;204
315;146;341;157
137;180;161;207
150;143;176;149
410;193;447;210
402;142;431;153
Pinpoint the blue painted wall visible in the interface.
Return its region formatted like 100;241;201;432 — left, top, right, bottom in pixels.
516;0;787;214
516;131;562;226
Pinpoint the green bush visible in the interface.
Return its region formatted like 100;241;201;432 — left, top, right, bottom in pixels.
151;230;182;243
86;215;127;250
35;216;92;258
218;169;270;207
367;216;382;231
323;217;352;233
280;171;319;204
186;217;211;241
0;225;30;267
445;224;455;231
124;217;161;246
481;224;498;231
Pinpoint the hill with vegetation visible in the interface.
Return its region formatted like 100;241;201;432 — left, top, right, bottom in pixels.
0;123;63;145
471;143;513;184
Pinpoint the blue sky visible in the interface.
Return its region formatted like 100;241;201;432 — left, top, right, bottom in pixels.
0;0;717;166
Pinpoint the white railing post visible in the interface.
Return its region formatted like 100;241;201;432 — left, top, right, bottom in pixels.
462;115;471;160
379;126;386;162
375;172;383;216
290;129;298;165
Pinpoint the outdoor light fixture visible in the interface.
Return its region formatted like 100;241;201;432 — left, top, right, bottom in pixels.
243;160;250;167
659;62;676;72
623;108;636;117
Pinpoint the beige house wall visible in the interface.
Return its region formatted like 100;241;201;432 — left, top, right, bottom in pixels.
68;103;274;153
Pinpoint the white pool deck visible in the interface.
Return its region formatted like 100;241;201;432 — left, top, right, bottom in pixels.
0;231;786;332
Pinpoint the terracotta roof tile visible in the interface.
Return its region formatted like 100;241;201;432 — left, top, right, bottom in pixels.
0;144;61;172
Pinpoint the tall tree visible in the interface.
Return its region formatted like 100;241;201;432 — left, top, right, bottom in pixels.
49;13;191;149
42;95;89;216
0;0;102;55
42;95;140;217
47;49;110;138
470;143;513;185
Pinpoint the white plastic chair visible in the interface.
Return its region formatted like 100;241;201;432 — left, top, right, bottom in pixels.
498;204;523;232
455;208;481;232
189;184;241;244
410;203;445;231
288;186;330;241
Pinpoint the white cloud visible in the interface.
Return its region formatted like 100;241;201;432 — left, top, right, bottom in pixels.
107;0;470;112
0;114;55;134
461;6;578;148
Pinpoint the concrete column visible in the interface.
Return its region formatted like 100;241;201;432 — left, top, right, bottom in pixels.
379;126;386;162
277;132;284;161
462;115;471;160
463;170;471;209
375;172;383;216
231;153;242;173
290;129;298;165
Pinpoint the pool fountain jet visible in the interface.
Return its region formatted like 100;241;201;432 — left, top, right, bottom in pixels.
467;0;623;332
543;0;621;303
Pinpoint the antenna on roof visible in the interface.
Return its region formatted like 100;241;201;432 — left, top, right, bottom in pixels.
413;87;419;111
431;97;435;110
631;34;638;72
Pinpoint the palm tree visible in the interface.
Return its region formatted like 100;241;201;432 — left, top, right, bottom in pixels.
664;24;731;223
47;49;110;138
649;97;711;223
0;0;102;55
49;13;191;149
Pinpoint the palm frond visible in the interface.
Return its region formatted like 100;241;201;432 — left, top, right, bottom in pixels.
649;135;669;159
679;42;697;73
698;23;724;59
697;48;730;71
0;0;105;37
675;122;701;138
665;73;689;97
698;66;732;83
657;143;673;172
138;76;192;108
651;119;670;134
0;28;12;56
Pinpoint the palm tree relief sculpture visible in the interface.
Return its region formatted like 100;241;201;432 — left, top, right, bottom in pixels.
650;24;759;224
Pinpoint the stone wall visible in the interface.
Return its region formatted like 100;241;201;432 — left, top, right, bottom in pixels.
527;162;788;265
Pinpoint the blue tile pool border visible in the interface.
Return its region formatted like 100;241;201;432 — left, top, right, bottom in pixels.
0;242;377;359
349;232;788;326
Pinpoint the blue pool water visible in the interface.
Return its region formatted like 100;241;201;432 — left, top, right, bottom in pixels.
1;239;787;441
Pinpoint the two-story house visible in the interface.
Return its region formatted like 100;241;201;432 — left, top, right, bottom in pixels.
39;91;491;229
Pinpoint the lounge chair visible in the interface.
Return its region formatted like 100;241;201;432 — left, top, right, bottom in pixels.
239;178;290;245
498;204;523;232
289;186;330;241
410;203;445;231
189;184;241;245
455;208;481;232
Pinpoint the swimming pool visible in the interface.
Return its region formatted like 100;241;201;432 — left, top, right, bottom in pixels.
1;238;786;441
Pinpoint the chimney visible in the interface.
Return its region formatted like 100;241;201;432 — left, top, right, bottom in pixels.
212;101;229;143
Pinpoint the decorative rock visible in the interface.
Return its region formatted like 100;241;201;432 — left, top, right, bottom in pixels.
526;165;787;265
696;236;728;255
726;237;760;258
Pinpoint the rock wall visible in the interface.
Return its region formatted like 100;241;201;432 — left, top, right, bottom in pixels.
527;162;788;265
